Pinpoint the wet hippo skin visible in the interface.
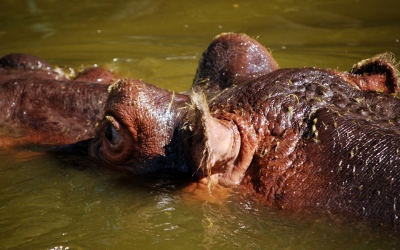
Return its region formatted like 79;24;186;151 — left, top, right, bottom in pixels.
0;53;114;147
89;33;400;226
2;33;400;227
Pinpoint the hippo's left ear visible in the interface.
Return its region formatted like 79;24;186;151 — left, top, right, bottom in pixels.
349;52;399;93
193;33;279;91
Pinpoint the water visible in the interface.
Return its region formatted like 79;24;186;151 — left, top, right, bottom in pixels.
1;0;400;249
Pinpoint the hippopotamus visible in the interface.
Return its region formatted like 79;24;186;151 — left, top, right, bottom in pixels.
0;53;116;147
88;33;400;226
1;33;400;227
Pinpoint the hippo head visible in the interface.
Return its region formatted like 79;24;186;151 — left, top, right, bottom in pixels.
0;53;120;148
88;33;278;176
89;78;191;173
89;33;399;188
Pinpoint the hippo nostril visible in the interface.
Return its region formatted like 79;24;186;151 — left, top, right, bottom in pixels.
104;123;121;145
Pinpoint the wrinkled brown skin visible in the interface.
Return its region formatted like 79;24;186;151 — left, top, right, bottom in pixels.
203;67;400;222
2;34;400;227
89;33;400;227
88;78;191;173
0;53;114;147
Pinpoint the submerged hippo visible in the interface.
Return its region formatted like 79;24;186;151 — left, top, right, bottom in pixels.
88;33;400;226
1;33;400;227
0;53;116;147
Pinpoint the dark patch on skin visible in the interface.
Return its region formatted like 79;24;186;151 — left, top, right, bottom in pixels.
0;53;52;71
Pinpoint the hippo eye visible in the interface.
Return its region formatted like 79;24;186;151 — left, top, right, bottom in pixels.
104;123;121;145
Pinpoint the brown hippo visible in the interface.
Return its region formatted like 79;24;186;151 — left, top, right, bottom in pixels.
0;53;115;148
1;33;400;227
88;33;400;226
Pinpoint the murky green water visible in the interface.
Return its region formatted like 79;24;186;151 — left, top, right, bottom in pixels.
1;0;400;249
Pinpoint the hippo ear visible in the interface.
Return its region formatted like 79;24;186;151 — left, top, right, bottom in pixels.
193;33;279;91
74;67;117;84
349;52;399;93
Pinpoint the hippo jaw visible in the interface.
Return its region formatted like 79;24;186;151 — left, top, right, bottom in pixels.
89;78;191;174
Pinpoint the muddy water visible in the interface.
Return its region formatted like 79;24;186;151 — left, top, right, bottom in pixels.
1;0;400;249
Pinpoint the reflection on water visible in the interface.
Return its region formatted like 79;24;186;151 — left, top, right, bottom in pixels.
1;149;399;249
1;0;400;249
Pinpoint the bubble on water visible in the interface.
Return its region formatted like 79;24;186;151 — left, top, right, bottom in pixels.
49;246;69;250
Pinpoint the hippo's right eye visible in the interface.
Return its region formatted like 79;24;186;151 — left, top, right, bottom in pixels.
100;115;134;166
104;123;121;145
